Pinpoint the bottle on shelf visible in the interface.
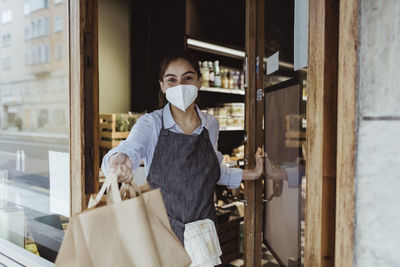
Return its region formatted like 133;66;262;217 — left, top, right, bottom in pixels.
221;69;229;89
228;70;234;89
240;71;244;90
233;71;240;89
214;60;221;88
208;61;215;87
201;61;210;87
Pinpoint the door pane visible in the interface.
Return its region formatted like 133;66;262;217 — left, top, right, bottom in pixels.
0;0;69;262
263;1;307;266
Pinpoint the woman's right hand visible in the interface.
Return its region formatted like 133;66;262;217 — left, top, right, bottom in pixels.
107;152;133;183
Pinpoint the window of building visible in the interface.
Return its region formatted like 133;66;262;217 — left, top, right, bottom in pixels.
24;3;30;16
37;19;42;36
44;18;50;35
2;34;11;47
28;44;51;64
54;17;62;32
31;20;36;38
43;44;50;63
24;27;30;41
28;0;49;13
1;10;12;24
55;44;63;60
37;109;49;128
2;57;11;70
54;0;62;4
24;52;30;66
36;46;42;64
31;18;50;38
31;46;36;64
52;109;66;125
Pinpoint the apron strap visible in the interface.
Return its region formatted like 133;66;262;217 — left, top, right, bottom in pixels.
161;107;165;130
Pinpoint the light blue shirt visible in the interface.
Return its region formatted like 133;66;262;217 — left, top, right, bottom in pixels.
101;103;243;189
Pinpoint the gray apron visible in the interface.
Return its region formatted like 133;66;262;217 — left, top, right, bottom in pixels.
147;110;221;245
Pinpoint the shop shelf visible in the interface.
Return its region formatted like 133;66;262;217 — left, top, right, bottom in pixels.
200;87;245;95
187;38;245;59
220;126;245;131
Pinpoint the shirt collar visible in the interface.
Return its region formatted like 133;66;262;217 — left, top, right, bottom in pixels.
163;103;206;131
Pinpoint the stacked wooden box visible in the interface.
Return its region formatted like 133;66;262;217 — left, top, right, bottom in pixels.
99;114;130;149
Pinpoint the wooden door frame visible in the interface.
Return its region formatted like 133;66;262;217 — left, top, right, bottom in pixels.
334;0;358;266
305;0;358;266
305;0;339;266
244;0;264;265
70;0;99;215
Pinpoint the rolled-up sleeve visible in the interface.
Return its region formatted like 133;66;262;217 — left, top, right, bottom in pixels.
215;150;243;189
101;115;153;175
209;120;242;189
284;165;305;188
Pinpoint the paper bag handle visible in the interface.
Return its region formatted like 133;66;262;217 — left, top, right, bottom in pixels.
120;179;142;200
88;172;144;209
88;172;121;209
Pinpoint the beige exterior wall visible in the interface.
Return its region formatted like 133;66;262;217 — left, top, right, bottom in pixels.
98;0;131;114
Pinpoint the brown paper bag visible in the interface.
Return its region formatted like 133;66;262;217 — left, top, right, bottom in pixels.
55;173;191;267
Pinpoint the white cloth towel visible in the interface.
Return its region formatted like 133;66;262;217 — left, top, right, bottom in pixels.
184;219;222;267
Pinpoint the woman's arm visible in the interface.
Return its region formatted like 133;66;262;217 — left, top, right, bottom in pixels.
242;148;266;181
101;114;154;182
209;116;264;186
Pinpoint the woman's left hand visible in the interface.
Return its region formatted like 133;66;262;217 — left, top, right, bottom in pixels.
254;147;266;177
242;147;267;180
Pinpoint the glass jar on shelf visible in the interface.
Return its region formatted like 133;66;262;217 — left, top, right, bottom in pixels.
201;61;210;87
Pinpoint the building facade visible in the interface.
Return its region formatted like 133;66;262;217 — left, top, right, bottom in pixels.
0;0;68;134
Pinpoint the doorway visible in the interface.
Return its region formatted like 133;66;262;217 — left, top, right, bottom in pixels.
95;0;342;267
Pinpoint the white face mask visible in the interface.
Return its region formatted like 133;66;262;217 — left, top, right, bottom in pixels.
165;84;198;112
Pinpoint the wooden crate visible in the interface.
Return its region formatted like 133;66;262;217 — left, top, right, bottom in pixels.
99;114;130;149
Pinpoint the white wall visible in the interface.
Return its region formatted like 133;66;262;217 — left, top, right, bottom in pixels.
354;1;400;266
98;0;131;114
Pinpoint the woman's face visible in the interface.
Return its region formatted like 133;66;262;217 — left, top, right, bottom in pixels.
159;59;202;93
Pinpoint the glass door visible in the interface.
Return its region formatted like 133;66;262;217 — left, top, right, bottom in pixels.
263;0;308;266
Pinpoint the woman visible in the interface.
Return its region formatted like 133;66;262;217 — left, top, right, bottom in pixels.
101;50;265;265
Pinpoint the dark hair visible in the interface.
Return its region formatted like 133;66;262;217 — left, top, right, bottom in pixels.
158;50;201;108
159;50;201;81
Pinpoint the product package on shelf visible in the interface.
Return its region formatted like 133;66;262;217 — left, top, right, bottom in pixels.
202;103;245;130
222;145;245;168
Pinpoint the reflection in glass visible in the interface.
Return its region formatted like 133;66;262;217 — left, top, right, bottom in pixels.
263;1;307;266
0;0;69;262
